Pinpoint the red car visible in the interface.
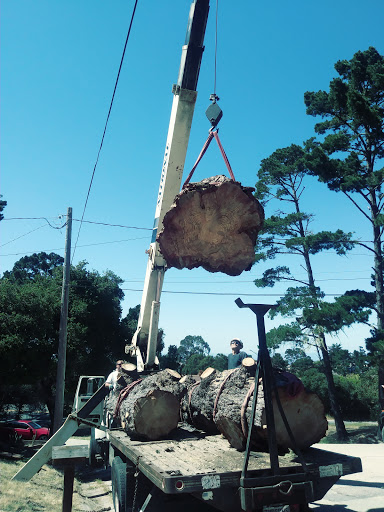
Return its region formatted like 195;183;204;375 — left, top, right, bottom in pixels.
0;420;50;441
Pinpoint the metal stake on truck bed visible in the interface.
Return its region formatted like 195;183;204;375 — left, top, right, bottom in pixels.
235;298;310;510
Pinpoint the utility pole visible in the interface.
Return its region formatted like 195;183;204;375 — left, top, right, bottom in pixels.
53;207;72;433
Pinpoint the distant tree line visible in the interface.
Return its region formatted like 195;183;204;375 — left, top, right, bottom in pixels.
159;335;228;374
271;345;377;421
0;251;162;424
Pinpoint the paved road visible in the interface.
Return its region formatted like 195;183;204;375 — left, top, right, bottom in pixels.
310;444;384;512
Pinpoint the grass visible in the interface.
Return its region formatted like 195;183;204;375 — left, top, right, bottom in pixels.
319;420;380;444
0;456;89;512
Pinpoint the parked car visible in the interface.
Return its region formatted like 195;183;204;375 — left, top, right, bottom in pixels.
0;420;50;441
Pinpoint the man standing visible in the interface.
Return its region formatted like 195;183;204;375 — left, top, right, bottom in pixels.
227;338;247;369
106;360;123;390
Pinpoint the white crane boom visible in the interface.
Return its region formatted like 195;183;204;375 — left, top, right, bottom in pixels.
126;0;210;371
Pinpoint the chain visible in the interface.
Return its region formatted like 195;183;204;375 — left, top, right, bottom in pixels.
131;458;140;512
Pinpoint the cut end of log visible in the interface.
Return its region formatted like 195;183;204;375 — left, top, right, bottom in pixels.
157;175;264;276
214;416;246;451
164;368;181;380
259;388;328;450
134;389;180;440
121;362;137;374
200;367;216;380
242;357;256;368
179;375;200;385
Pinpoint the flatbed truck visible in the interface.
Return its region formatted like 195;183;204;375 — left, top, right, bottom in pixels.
107;423;362;512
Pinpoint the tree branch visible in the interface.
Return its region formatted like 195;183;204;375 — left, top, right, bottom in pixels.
342;191;372;222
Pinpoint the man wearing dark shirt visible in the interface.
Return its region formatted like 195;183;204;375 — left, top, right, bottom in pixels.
227;338;247;369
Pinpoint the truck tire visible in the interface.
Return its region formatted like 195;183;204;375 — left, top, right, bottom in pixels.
112;456;127;512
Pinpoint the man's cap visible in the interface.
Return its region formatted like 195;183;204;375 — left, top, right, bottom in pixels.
230;338;243;349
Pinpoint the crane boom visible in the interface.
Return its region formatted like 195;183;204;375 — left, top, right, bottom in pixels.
127;0;210;371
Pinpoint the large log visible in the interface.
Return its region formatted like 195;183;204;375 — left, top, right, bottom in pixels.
157;175;265;276
114;369;183;440
181;363;327;452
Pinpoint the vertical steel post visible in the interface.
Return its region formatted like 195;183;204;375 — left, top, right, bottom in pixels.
235;299;280;476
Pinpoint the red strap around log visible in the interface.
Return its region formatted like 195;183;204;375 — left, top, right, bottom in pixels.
240;383;255;438
182;129;236;188
113;379;143;418
212;368;237;421
187;381;201;427
212;130;236;181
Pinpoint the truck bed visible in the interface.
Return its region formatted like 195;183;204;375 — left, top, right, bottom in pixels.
108;424;362;500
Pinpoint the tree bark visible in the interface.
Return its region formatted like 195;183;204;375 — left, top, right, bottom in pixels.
180;364;328;451
318;334;348;441
157;175;264;276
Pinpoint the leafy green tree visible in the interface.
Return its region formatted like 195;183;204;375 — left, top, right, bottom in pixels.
290;355;314;374
160;345;180;371
3;252;64;282
211;353;228;371
0;266;62;419
284;348;307;366
177;335;210;367
304;47;384;407
270;352;288;370
183;354;215;375
254;144;371;440
299;368;329;409
328;343;353;375
0;195;7;221
0;253;130;423
350;347;370;374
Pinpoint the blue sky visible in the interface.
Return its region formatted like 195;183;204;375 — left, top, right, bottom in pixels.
1;0;383;360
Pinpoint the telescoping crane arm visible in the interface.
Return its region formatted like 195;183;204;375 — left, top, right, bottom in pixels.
126;0;210;371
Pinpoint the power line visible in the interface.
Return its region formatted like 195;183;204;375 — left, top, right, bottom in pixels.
0;236;149;257
121;288;346;297
0;225;47;248
72;0;140;262
3;218;67;229
72;219;151;230
3;216;151;231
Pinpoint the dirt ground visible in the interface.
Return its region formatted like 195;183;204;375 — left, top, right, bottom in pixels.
74;465;113;512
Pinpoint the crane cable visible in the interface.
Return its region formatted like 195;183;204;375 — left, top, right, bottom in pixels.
182;0;237;187
213;0;219;97
72;0;139;263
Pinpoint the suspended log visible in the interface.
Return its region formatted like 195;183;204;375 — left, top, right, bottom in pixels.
157;175;265;276
114;369;184;440
181;365;327;452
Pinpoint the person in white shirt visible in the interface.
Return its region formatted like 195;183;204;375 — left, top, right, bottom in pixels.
106;360;123;390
